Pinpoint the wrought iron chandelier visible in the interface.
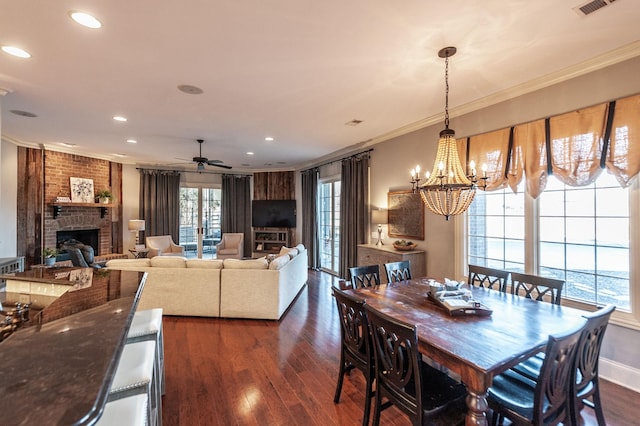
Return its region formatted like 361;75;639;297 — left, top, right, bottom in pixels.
410;47;486;220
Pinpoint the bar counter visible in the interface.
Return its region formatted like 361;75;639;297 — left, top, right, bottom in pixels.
0;267;146;426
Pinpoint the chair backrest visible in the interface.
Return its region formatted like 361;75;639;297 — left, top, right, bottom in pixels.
348;264;381;288
533;324;584;425
365;304;422;419
574;304;615;401
510;272;565;305
221;233;243;248
146;235;173;251
384;260;412;283
332;287;371;370
468;264;509;292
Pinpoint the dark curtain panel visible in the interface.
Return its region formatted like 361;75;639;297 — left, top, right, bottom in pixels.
139;169;181;242
221;174;252;256
339;153;370;278
301;168;320;269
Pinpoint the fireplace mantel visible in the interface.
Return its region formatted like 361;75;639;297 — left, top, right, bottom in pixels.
50;202;114;219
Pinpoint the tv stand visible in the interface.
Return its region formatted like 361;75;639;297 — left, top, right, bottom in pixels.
253;229;289;257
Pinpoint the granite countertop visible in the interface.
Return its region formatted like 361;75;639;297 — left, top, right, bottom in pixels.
0;269;146;425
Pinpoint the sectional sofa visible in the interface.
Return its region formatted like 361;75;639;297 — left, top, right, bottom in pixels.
106;244;308;320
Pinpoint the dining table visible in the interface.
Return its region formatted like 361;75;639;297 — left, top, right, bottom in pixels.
347;277;588;426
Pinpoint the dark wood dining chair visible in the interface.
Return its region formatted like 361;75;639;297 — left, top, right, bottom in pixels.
467;264;509;292
383;260;412;283
488;323;584;426
332;287;375;426
510;272;565;305
510;304;615;426
364;304;466;426
348;264;381;288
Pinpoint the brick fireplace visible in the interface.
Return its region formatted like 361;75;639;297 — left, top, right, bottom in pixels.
43;151;116;256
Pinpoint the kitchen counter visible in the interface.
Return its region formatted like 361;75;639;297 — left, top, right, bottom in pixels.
0;268;146;425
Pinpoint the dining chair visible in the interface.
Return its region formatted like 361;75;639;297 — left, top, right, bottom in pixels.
510;304;615;426
467;264;509;292
383;260;412;283
348;264;381;288
364;304;466;426
332;287;375;426
488;323;584;426
510;272;565;305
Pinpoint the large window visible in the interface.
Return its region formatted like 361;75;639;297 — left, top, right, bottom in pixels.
467;173;631;311
319;179;341;274
179;186;221;259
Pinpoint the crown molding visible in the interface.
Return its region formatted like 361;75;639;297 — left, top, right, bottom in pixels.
365;41;640;146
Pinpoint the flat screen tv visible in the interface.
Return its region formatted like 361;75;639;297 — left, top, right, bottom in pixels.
252;200;296;228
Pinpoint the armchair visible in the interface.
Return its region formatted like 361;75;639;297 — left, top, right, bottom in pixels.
145;235;185;257
215;233;244;259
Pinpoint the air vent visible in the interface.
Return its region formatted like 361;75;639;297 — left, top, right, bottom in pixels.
573;0;617;16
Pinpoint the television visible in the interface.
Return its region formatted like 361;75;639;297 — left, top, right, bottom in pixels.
252;200;296;228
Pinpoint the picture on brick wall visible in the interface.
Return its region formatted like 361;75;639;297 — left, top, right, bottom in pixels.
70;177;94;203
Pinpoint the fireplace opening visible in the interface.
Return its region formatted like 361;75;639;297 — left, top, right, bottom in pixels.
56;229;100;256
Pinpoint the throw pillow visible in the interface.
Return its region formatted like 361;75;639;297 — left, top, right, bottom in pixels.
269;254;290;270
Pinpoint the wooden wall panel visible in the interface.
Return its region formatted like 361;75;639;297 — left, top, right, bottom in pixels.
17;147;43;266
253;171;295;200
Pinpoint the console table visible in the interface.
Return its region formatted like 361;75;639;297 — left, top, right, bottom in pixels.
0;268;146;425
357;243;426;284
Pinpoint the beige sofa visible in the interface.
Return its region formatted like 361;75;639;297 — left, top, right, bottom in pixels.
106;244;308;320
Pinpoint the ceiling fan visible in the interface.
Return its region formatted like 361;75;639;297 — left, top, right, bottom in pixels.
189;139;232;170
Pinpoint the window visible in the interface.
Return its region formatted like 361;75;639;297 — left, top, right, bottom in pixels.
319;179;341;274
539;173;630;310
179;186;221;259
468;184;525;272
466;173;631;312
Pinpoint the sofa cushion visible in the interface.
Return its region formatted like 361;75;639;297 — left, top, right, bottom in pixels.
107;258;151;268
279;246;299;259
186;259;224;269
269;254;290;270
223;258;269;269
150;256;187;268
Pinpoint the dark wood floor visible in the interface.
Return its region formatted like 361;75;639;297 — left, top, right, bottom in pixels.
161;270;639;425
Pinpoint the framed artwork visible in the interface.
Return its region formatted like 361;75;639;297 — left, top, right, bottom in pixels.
387;190;424;240
70;177;94;203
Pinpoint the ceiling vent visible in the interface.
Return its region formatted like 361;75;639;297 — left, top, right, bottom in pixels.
573;0;617;16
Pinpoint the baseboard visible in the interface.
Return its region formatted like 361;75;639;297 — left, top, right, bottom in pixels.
599;357;640;393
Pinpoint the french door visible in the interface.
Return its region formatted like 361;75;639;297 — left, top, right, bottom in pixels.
319;179;341;274
179;186;221;259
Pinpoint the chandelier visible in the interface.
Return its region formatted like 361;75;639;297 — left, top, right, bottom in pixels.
410;46;486;220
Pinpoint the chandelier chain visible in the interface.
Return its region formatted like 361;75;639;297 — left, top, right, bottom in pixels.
444;54;450;129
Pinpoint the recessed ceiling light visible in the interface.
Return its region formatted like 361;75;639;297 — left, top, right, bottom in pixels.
113;116;127;122
1;46;31;58
60;142;76;147
69;11;102;29
246;152;254;156
265;137;274;142
113;153;127;157
126;139;137;144
178;84;203;95
10;109;37;118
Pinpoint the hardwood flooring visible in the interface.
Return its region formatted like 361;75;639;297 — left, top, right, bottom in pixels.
161;270;640;425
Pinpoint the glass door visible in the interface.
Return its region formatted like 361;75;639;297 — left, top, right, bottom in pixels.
179;186;222;259
319;179;341;274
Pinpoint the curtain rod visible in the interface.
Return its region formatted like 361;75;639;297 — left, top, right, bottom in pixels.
301;148;373;172
135;167;251;177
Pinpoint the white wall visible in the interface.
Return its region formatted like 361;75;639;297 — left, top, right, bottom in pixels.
0;102;18;257
121;164;141;250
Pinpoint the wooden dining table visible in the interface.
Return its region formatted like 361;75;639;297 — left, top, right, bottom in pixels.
348;277;587;426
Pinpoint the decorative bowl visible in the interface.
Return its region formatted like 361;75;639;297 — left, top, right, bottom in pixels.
393;243;416;251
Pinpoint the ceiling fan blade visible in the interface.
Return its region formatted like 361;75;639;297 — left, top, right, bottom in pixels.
210;163;232;169
206;159;223;165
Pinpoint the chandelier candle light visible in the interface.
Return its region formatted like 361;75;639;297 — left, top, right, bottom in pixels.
410;46;487;220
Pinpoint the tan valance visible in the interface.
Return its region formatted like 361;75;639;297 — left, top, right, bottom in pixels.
468;93;640;198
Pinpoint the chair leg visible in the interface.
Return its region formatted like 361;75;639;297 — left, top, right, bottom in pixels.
372;387;382;426
333;353;346;403
592;386;607;426
362;372;373;426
